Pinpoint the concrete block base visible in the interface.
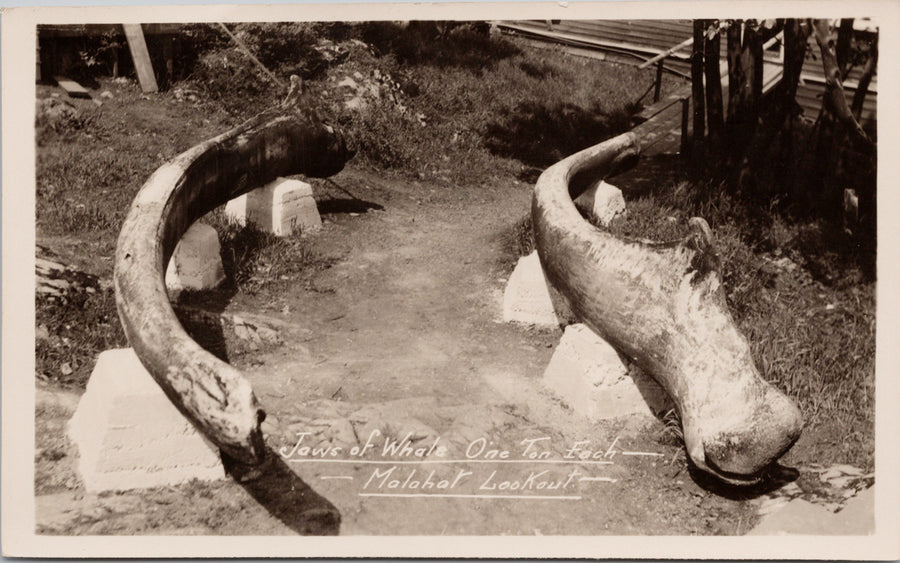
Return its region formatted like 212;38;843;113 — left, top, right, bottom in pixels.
67;348;225;492
502;251;560;327
225;178;321;237
573;180;626;227
165;222;225;294
543;324;673;420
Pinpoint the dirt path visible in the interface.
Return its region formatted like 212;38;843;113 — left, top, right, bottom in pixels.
209;167;760;535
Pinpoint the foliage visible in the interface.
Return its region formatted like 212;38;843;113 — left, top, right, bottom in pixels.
77;30;126;76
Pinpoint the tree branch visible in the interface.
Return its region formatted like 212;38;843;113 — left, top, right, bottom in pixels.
851;36;877;122
812;19;870;143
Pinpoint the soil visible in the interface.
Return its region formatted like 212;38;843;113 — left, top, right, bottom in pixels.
34;163;870;537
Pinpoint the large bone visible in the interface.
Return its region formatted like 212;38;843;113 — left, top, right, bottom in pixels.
532;132;802;484
114;77;353;466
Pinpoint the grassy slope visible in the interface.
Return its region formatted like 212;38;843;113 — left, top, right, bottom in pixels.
36;23;874;473
602;183;875;469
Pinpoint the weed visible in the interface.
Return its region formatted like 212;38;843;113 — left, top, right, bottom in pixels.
504;214;535;261
207;212;338;295
659;408;685;446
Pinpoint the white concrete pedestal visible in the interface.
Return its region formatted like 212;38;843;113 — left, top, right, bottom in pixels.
543;324;673;420
165;222;225;295
574;180;626;227
502;251;560;328
225;178;321;236
67;348;225;492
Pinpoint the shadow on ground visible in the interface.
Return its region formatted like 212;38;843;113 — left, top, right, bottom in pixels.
317;197;384;215
611;153;686;196
484;100;637;178
688;462;800;501
222;448;341;535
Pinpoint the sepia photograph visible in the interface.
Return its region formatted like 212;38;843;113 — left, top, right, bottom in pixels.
3;1;899;558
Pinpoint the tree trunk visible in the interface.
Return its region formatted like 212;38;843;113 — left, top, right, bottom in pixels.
729;22;763;188
739;23;762;133
781;19;811;199
836;18;855;79
726;21;743;124
691;20;707;172
851;36;877;122
704;21;725;155
812;19;869;142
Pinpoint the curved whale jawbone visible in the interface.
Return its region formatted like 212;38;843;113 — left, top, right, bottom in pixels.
532;132;802;484
114;76;353;466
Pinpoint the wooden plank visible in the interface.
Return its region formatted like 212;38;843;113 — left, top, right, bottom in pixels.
632;86;691;124
53;76;91;98
123;23;158;93
498;22;691;60
39;23;180;37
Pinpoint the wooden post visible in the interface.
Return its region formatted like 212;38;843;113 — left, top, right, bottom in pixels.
161;35;175;89
654;59;664;102
680;96;690;158
123;24;158;93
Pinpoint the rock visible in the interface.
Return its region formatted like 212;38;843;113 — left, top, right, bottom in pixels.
336;77;358;90
35;98;78;124
834;487;874;533
748;487;874;535
230;315;280;350
344;96;365;111
747;498;836;535
313;40;349;64
100;90;114;99
35;251;102;302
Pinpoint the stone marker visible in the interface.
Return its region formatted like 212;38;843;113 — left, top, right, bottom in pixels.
502;251;560;327
67;348;225;492
543;323;673;420
164;222;225;294
573;180;626;227
225;177;322;237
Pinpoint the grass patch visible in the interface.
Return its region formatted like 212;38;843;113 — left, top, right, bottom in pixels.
345;37;672;184
507;178;875;469
206;212;339;296
36;79;237;252
35;287;127;389
629;186;874;468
